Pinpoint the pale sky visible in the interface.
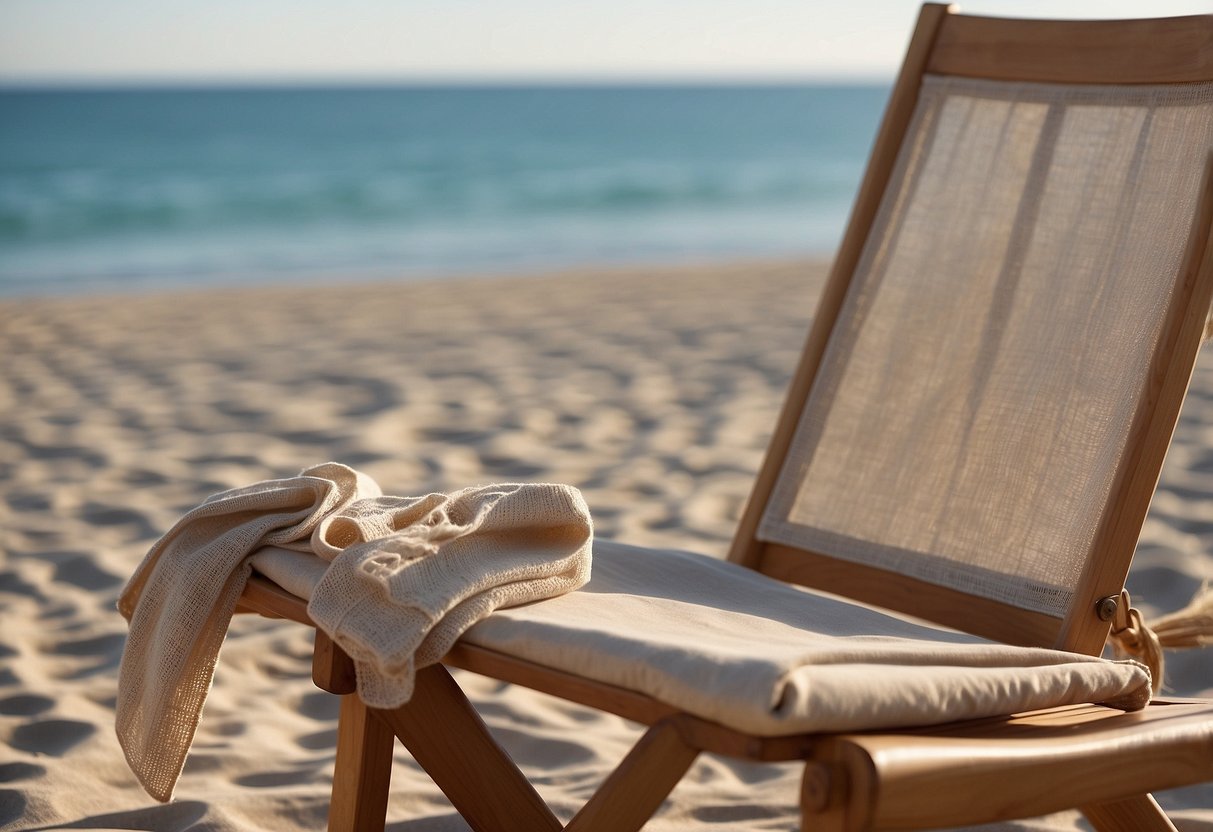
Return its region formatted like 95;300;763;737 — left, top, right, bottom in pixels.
2;1;1210;84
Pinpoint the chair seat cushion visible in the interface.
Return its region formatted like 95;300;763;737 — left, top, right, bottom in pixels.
251;540;1150;736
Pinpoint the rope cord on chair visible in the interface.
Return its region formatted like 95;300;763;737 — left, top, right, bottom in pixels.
1108;585;1213;693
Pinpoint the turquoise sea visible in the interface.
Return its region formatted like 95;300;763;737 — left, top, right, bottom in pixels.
0;85;887;296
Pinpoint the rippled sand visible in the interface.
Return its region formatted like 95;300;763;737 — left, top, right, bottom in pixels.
1;260;1209;830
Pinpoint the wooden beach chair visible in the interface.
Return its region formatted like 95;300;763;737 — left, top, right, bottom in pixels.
237;5;1213;829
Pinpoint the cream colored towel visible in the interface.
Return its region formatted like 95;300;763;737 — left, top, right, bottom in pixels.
116;462;380;802
307;484;593;708
117;465;592;802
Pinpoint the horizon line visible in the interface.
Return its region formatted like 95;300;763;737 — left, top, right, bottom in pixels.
0;73;895;91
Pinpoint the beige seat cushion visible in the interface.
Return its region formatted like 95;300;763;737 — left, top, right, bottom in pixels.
252;540;1149;737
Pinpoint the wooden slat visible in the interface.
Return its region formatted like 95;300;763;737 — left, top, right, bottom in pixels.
1082;795;1179;832
728;2;953;571
327;695;394;832
802;742;878;832
758;543;1061;648
237;574;313;625
374;663;563;832
928;13;1213;84
564;719;699;832
1060;155;1213;655
812;700;1213;830
673;714;819;763
313;630;357;695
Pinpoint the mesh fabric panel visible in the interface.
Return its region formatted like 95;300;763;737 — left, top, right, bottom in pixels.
760;76;1213;618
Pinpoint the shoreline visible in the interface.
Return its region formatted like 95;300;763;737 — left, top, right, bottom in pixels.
0;253;833;305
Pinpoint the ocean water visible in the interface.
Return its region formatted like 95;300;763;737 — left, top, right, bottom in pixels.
0;85;887;297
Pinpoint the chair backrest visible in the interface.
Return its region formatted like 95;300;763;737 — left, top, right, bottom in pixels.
729;4;1213;657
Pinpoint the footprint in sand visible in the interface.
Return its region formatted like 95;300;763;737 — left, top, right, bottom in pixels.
297;690;340;721
0;694;53;716
8;719;95;756
0;762;45;783
234;767;321;788
51;553;125;590
295;728;336;751
489;726;595;768
50;632;125;658
0;789;28;825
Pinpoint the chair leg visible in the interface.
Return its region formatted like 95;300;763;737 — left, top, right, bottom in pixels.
564;718;699;832
798;746;876;832
373;664;563;832
1081;794;1178;832
329;694;395;832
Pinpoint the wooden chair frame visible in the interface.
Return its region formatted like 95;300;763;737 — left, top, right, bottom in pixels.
731;5;1213;660
238;5;1213;830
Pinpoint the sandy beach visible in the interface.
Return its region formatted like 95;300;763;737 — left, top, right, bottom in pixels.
1;259;1210;830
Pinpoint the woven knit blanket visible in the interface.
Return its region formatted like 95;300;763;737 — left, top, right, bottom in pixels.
116;463;592;802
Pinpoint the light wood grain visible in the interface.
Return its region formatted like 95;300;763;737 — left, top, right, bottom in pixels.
564;719;699;832
237;574;313;625
374;664;562;832
327;695;394;832
928;13;1213;84
313;630;357;695
1060;155;1213;655
808;700;1213;829
1082;795;1179;832
759;543;1061;648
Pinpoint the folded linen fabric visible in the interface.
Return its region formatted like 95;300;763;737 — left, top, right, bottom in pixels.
306;484;594;708
116;465;593;802
117;462;380;802
469;542;1150;735
254;539;1152;739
